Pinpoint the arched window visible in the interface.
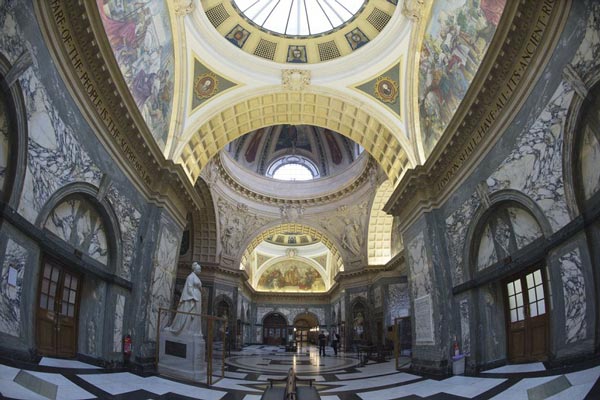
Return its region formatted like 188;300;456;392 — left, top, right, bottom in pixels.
473;203;543;271
576;90;600;202
266;155;319;180
43;194;110;266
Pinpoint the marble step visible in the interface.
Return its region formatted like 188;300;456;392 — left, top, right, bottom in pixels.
13;370;58;400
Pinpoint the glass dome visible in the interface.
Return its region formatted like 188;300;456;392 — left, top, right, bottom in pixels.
232;0;366;36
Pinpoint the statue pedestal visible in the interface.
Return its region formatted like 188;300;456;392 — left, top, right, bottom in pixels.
158;330;206;383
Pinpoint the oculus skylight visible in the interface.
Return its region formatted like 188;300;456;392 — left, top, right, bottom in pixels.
233;0;365;36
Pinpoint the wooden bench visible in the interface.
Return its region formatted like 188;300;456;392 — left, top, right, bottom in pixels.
261;368;320;400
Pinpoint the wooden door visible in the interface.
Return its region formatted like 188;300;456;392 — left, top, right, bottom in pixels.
36;259;81;357
505;268;549;363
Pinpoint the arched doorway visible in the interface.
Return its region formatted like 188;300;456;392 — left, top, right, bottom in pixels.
293;312;319;346
263;313;288;345
468;198;552;364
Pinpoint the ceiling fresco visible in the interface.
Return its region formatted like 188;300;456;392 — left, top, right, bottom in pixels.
418;0;506;156
96;0;174;151
356;61;402;118
191;58;238;112
257;260;326;292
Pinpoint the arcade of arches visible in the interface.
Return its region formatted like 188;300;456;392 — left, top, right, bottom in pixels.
2;0;600;394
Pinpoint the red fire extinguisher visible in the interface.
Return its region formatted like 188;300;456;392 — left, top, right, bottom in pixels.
123;334;132;362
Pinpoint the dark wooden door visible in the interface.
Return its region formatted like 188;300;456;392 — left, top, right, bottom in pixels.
36;259;81;357
505;268;549;363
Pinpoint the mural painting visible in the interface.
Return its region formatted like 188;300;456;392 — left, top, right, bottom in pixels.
418;0;506;156
96;0;174;150
257;261;325;292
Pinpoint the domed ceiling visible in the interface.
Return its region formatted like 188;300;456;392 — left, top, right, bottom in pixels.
92;0;508;274
95;0;507;183
227;124;363;179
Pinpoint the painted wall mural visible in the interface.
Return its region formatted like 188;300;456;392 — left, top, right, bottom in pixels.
419;0;506;155
44;197;109;265
257;260;325;292
96;0;174;150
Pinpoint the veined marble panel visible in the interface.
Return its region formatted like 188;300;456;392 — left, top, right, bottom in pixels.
559;249;587;344
387;283;409;326
459;298;470;355
146;225;179;340
493;214;512;257
373;286;382;309
414;295;434;344
476;224;497;271
445;195;479;285
508;207;543;249
113;294;125;352
81;279;106;356
0;239;28;337
487;81;574;232
581;126;600;200
0;7;102;223
0;91;9;192
107;186;141;281
571;2;600;77
44;198;109;265
407;232;432;300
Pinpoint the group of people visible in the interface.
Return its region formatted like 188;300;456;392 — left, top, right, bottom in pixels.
318;330;340;357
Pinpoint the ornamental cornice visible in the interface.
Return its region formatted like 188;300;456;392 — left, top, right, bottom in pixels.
214;154;378;206
385;0;570;223
35;0;200;226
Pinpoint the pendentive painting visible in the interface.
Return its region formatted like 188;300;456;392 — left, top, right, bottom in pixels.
257;261;326;292
96;0;174;150
418;0;506;156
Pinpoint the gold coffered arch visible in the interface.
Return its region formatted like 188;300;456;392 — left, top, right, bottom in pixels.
177;91;415;184
245;223;344;273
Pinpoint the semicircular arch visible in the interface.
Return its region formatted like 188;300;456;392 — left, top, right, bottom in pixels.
176;90;415;184
244;222;344;273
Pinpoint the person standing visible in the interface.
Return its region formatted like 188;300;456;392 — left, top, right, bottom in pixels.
331;332;340;356
318;330;327;357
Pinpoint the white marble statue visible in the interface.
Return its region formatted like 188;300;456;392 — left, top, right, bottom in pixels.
168;262;203;335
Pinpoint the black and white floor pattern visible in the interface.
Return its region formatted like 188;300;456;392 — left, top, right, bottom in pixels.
1;345;600;399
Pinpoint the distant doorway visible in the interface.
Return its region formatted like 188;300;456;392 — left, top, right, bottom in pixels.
505;268;549;363
263;313;287;345
36;258;81;357
294;313;319;346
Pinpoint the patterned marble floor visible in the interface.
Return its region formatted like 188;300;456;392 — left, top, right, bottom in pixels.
1;346;600;399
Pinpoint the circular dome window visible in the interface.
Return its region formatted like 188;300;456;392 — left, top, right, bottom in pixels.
268;155;319;181
232;0;366;36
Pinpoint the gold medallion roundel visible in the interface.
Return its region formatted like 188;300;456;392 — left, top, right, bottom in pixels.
374;77;398;103
194;73;219;99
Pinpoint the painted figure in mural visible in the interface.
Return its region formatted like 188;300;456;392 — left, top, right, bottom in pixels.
342;218;362;255
167;262;203;335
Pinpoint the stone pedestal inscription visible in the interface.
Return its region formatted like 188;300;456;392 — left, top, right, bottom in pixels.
415;295;434;344
158;331;206;382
